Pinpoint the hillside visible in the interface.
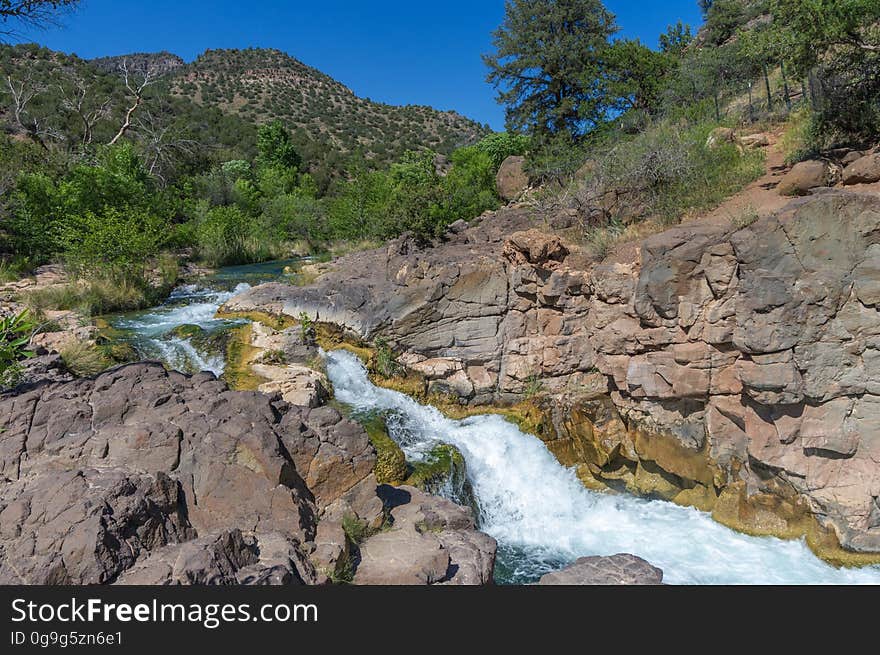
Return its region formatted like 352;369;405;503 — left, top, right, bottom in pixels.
91;50;185;77
167;48;490;165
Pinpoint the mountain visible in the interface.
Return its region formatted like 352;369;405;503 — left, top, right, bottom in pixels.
166;48;489;165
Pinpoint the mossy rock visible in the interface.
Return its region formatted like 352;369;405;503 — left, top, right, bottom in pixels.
166;324;205;340
360;413;407;485
215;309;296;331
406;444;466;494
222;324;266;391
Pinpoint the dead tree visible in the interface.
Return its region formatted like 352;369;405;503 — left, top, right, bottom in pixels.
4;74;60;148
108;58;158;146
134;111;199;184
58;75;111;148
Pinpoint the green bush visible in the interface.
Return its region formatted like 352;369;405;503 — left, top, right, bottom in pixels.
0;310;36;389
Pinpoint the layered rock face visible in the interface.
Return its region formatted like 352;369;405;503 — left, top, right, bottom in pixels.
225;191;880;561
0;363;495;584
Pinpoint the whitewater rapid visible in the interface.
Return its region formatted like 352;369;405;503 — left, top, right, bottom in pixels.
326;349;880;585
110;283;251;375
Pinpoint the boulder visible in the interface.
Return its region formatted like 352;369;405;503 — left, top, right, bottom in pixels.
253;363;330;408
353;486;496;585
739;133;770;149
842;153;880;185
706;127;737;150
0;363;371;584
777;160;838;196
496;155;529;202
538;554;664;585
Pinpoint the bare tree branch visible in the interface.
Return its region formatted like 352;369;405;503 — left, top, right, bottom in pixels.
134;111;200;184
57;75;111;148
4;73;60;147
108;58;159;146
0;0;80;41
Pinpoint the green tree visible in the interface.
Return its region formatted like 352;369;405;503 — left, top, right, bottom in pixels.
768;0;880;76
473;132;531;169
659;21;693;56
605;39;673;118
484;0;618;140
256;120;301;171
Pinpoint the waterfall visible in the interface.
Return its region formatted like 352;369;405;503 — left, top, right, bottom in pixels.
326;349;880;585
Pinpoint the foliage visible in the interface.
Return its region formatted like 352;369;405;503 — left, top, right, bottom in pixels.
298;311;315;344
59;341;113;377
659;21;693;56
341;513;374;546
605;39;674;119
0;309;34;389
574;119;765;229
472;132;530;169
484;0;618;139
256;120;301;171
373;337;398;379
767;0;880;141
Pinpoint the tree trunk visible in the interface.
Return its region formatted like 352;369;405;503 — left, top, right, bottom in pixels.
780;61;791;110
762;63;773;112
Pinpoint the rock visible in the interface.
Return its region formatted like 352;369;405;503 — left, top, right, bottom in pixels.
253;363;329;408
115;530;259;585
15;352;74;386
353;486;496;585
739;133;770;149
496;155;529;202
841;150;864;165
0;363;373;584
30;326;96;354
778;160;838;196
706;127;736;150
503;230;569;266
353;527;450;585
433;153;451;177
842;153;880;185
538;554;663;585
227;190;880;560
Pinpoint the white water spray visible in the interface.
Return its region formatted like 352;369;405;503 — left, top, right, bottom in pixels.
326;349;880;585
111;283;251;375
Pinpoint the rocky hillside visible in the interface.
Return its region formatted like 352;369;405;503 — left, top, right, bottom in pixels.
91;51;185;77
167;48;489;164
224;176;880;567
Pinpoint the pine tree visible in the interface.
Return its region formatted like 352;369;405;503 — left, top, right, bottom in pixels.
483;0;618;140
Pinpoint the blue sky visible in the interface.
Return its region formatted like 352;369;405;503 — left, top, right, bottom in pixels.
19;1;704;130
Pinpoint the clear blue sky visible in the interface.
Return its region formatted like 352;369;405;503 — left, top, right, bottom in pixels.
19;0;704;130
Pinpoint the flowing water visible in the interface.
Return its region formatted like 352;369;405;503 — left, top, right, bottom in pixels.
106;259;301;375
325;349;880;586
110;259;880;585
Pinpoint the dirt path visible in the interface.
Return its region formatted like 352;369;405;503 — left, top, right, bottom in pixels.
688;131;880;230
684;131;792;228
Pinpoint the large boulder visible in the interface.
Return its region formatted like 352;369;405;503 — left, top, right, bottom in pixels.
496;155;529;202
538;554;663;585
0;363;365;584
777;160;838;196
353;486;496;585
842;153;880;185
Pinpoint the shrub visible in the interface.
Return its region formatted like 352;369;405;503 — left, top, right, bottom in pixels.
373;338;398;379
60;342;114;377
0;310;36;389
